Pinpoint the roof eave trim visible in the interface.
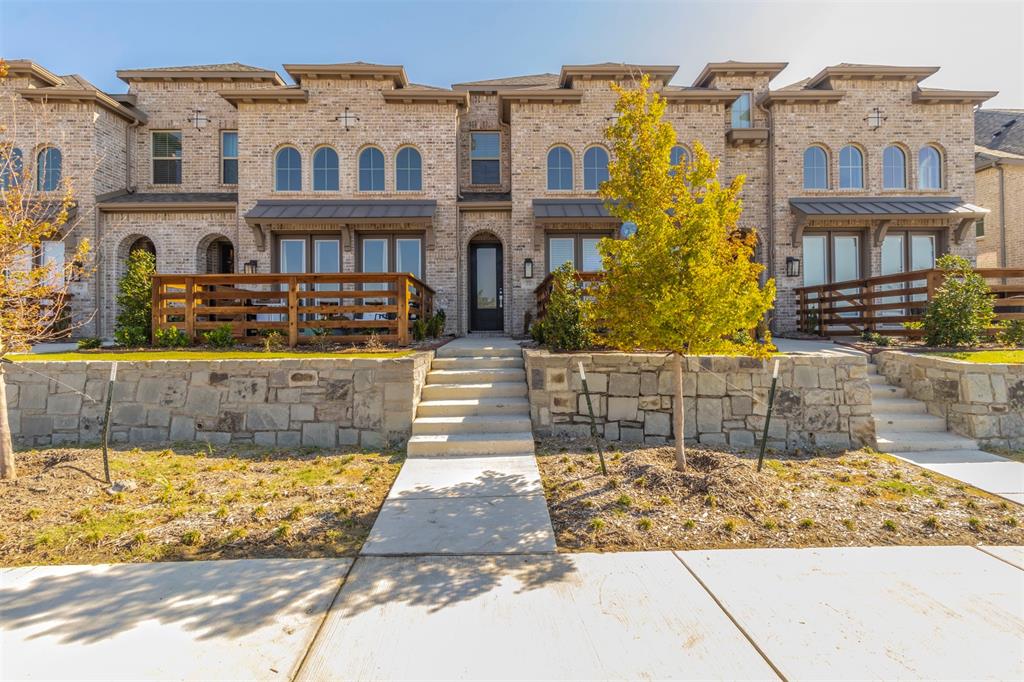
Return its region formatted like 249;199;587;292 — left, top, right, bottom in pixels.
381;90;469;106
5;60;65;87
98;201;238;213
806;65;940;89
760;90;846;106
282;64;409;88
18;89;144;123
692;61;788;88
662;89;745;103
912;90;998;105
558;64;679;88
458;200;513;211
219;89;309;107
116;70;285;86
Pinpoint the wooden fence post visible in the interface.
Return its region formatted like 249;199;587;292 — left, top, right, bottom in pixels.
287;277;299;348
150;277;160;342
396;275;410;346
184;277;195;342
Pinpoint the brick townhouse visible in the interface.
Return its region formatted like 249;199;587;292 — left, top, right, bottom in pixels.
0;59;996;338
975;108;1024;269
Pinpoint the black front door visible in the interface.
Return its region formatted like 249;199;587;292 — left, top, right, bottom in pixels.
469;242;503;331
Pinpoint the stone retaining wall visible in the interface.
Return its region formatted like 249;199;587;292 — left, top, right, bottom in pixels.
3;353;433;449
875;351;1024;450
524;349;875;452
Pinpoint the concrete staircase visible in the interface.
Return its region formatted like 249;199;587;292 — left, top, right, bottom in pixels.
408;340;535;457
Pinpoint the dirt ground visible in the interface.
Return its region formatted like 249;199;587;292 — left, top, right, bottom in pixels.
536;438;1024;552
0;444;402;566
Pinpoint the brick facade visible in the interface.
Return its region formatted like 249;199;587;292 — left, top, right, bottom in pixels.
2;60;993;338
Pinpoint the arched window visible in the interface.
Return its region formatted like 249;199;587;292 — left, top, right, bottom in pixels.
583;146;609;191
838;145;863;189
36;147;62;191
274;147;301;191
359;147;385;191
312;147;339;191
395;147;422;192
918;145;942;189
803;146;828;189
670;145;689;167
882;146;907;189
1;147;22;189
547;146;573;190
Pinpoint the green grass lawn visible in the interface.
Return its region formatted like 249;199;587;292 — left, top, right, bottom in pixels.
9;349;413;362
931;350;1024;364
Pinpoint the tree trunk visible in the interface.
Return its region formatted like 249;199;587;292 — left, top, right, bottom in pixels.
0;363;16;481
673;352;686;471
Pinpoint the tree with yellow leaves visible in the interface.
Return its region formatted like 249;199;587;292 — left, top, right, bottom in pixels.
591;73;776;469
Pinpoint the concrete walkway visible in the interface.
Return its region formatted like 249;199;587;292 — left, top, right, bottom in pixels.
4;546;1022;680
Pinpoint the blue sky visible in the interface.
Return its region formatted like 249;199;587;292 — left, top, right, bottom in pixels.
2;0;1021;108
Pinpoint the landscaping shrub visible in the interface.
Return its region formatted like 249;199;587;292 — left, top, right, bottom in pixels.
997;320;1024;348
202;324;235;349
426;309;446;338
861;330;892;347
261;330;285;352
536;263;591;352
113;249;155;347
154;327;189;348
76;337;101;350
922;254;995;347
412;317;427;342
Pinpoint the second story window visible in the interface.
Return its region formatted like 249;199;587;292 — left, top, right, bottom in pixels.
839;145;864;190
313;147;339;191
359;147;385;191
221;131;238;185
547;146;574;191
803;146;828;189
36;147;62;191
470;132;500;185
2;147;23;189
152;131;182;185
730;93;752;129
396;147;422;191
882;146;907;189
275;147;302;191
918;145;942;189
583;146;609;191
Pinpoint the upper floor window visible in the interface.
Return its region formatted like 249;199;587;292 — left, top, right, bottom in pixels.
583;146;609;191
670;145;689;167
803;146;828;189
547;146;573;191
882;145;906;189
358;147;385;191
396;147;422;192
470;132;500;185
313;147;339;191
1;147;23;189
152;131;182;185
730;93;752;129
838;145;863;189
275;146;302;191
221;131;238;185
918;145;942;189
36;147;62;191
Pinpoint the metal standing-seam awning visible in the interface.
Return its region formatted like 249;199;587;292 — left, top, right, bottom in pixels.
788;196;989;246
244;199;436;250
532;198;618;223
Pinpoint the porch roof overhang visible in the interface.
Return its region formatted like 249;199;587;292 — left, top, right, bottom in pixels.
243;199;436;251
97;192;238;212
532;198;618;223
789;196;990;246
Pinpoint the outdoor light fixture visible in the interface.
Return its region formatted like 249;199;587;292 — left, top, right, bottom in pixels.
786;256;801;277
242;260;258;274
336;106;360;131
523;258;534;279
864;107;887;130
188;101;210;130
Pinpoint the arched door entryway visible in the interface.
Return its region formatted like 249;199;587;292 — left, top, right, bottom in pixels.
468;235;503;332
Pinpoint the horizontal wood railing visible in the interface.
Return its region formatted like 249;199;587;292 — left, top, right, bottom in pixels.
534;271;604;321
795;268;1024;338
152;273;434;347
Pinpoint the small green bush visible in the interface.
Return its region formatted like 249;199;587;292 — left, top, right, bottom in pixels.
536;263;591;352
922;254;995;347
412;318;427;342
114;249;155;347
202;324;236;349
76;337;101;350
426;309;446;338
154;327;189;348
860;330;892;347
261;330;285;352
997;320;1024;348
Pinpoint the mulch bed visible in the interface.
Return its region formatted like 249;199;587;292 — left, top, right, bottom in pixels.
537;438;1023;552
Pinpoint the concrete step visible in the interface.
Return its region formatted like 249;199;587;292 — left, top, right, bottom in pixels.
873;412;947;432
870;396;928;414
436;344;522;359
420;382;529;400
871;384;908;399
412;415;533;435
867;373;890;385
407;431;536;457
416;397;530;418
427;368;526;385
875;430;979;453
430;356;524;370
866;363;879;375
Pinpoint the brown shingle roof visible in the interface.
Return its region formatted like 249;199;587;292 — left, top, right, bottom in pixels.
452;73;560;91
122;62;270;73
117;63;284;85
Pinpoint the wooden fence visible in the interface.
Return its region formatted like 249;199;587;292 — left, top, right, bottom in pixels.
152;273;434;347
795;268;1024;338
534;271;603;321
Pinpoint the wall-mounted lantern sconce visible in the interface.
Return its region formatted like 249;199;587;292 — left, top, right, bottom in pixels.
786;256;801;278
523;258;534;279
242;260;258;274
864;107;887;130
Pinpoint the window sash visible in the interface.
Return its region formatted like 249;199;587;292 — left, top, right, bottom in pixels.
547;233;609;273
882;147;906;189
275;149;302;191
730;93;752;129
221;132;238;185
359;149;385;191
547;149;573;190
583;148;609;191
153;132;182;185
313;148;339;191
803;148;828;189
396;148;422;191
839;148;863;189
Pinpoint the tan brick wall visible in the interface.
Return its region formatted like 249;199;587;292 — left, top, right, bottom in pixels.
459;94;511;194
976;163;1024;268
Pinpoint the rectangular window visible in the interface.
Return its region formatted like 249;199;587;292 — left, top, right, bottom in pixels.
976;219;985;238
221;131;238;185
40;240;65;286
470;132;500;185
547;233;611;273
358;233;424;282
730;93;752;129
152;131;182;184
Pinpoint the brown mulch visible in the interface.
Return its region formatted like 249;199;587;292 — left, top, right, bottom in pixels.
536;438;1024;552
0;445;403;566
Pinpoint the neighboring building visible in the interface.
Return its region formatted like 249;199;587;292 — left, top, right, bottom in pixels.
975;109;1024;269
0;59;995;337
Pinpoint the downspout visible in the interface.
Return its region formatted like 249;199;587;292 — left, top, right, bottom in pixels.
455;101;464;335
998;162;1007;268
757;96;776;333
98;117;140;339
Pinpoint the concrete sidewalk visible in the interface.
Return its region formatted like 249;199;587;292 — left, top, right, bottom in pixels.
5;546;1021;681
893;449;1024;505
